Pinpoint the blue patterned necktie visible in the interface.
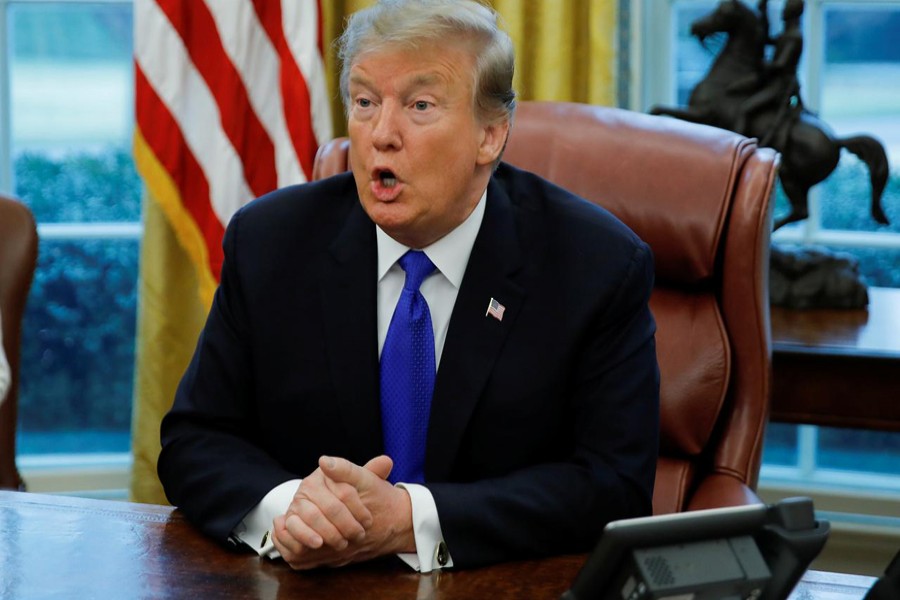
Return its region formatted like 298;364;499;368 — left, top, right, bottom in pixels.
380;250;436;484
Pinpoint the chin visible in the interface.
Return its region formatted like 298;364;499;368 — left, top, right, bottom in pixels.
366;205;412;231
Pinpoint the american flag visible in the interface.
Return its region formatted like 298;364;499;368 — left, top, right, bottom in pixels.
133;0;332;303
129;0;332;504
486;297;506;322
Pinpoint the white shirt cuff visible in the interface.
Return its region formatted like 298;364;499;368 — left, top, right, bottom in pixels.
395;483;453;572
233;479;300;559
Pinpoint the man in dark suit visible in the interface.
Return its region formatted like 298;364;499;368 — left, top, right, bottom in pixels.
158;0;659;572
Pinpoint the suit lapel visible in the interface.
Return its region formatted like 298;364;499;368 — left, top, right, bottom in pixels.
426;177;527;480
318;199;383;460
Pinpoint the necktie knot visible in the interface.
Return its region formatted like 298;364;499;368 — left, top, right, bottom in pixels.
399;250;435;292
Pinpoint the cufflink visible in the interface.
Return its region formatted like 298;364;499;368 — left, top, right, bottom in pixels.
260;530;270;549
435;541;449;567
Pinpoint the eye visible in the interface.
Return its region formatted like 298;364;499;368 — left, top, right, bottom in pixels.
356;97;372;108
413;100;431;111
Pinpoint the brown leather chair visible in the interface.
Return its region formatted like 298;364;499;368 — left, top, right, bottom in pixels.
312;101;779;515
0;194;38;490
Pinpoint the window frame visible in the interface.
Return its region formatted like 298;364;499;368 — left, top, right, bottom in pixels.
1;0;138;497
635;0;900;254
633;0;900;501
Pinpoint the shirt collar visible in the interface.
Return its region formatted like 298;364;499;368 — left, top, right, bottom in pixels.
376;189;487;288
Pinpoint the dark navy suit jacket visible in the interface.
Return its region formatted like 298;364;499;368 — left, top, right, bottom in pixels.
158;162;660;568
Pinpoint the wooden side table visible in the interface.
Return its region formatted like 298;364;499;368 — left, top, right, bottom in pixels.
770;287;900;431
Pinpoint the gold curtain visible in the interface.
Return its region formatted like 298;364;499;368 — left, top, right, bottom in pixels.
130;0;617;504
322;0;618;137
130;198;209;504
322;0;377;138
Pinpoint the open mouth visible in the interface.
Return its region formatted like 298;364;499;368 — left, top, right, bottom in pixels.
377;169;398;188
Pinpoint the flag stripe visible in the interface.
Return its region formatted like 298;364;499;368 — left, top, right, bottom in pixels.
133;127;220;306
132;0;332;503
316;0;325;58
251;0;319;180
282;0;333;150
155;0;277;198
133;0;330;288
204;0;305;187
135;64;226;281
135;0;253;225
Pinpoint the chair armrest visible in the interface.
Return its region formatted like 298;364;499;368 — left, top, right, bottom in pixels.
686;472;763;511
311;138;350;181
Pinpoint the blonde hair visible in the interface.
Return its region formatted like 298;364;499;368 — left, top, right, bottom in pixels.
336;0;516;125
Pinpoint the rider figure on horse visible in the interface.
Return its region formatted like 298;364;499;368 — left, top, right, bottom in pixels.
650;0;889;230
732;0;805;150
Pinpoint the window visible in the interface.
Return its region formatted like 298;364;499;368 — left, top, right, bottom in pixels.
638;0;900;491
1;0;139;472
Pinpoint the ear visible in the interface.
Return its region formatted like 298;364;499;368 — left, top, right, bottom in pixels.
476;118;511;166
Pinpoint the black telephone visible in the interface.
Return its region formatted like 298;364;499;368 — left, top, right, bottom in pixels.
864;548;900;600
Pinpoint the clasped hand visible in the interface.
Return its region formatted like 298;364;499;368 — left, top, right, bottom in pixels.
271;455;415;569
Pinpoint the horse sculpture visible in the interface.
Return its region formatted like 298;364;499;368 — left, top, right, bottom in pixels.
650;0;889;230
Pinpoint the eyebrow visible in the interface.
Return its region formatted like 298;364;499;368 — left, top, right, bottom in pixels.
348;71;444;93
348;72;373;89
408;73;442;88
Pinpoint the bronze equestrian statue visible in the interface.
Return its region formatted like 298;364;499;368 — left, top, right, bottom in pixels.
650;0;889;231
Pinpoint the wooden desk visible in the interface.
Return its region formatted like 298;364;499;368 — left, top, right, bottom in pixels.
771;286;900;431
0;491;876;599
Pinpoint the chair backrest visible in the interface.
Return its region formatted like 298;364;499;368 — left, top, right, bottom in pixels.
0;194;38;490
313;101;779;514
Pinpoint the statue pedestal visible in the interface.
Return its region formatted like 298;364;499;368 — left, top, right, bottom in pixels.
769;243;869;309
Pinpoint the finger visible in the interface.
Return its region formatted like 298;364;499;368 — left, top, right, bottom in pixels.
323;477;373;533
273;516;352;571
285;501;365;550
318;455;363;484
289;468;368;542
319;455;385;492
363;454;393;480
272;531;329;572
272;514;305;560
276;512;324;553
285;504;348;551
296;480;368;541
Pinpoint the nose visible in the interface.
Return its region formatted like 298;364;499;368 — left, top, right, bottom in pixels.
371;102;402;151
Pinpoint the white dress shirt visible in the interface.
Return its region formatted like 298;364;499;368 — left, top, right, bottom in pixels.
235;190;487;572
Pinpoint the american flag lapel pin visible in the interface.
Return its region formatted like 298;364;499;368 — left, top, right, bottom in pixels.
485;297;506;322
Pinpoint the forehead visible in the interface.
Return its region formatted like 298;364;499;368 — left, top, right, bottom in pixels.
348;41;477;91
